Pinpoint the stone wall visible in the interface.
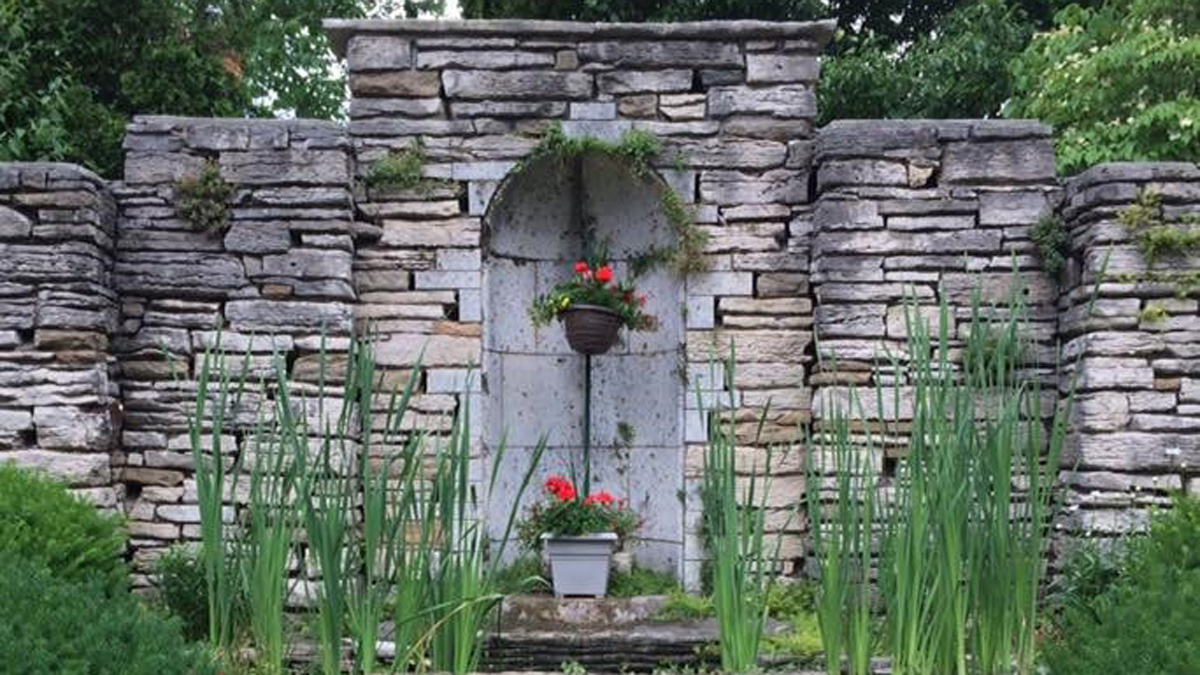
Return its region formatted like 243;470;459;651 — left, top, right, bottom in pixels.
113;117;360;581
327;18;835;584
0;19;1196;587
1057;162;1200;546
810;120;1061;488
0;163;119;508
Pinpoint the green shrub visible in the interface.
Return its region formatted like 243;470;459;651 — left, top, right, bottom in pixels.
1042;497;1200;674
492;555;547;595
0;552;215;675
0;463;127;591
657;590;714;621
155;546;211;641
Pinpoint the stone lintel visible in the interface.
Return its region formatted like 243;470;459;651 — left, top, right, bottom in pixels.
324;18;837;57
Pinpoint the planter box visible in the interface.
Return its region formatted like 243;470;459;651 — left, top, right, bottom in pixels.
543;532;618;597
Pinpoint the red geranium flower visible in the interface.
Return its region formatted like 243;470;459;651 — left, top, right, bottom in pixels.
595;265;613;283
584;491;616;507
574;261;590;276
545;475;577;502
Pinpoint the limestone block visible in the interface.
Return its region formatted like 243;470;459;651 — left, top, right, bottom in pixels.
708;85;816;119
686;295;715;329
688;271;753;296
617;95;659;118
492;352;583;446
225;300;352;333
659;94;705;121
978;191;1050;226
116;252;246;298
569;102;617;120
223;221;291;254
380;218;480;248
416;50;553;69
745;54;819;83
348;35;413;71
8;449;109;486
34;405;111;451
700;170;809;205
0;206;32;238
219;149;350;186
815;199;883;230
450;101;566;118
442;71;593;100
350;70;441;96
942;140;1055;185
815;304;886;337
1076;357;1155;391
1065;432;1200;471
887;215;975;231
591;354;683;447
671;138;786;170
374;334;479;368
597;70;692;95
818;159;907;190
578;41;741;68
261;249;353;282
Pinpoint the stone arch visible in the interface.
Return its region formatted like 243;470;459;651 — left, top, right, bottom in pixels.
480;150;686;576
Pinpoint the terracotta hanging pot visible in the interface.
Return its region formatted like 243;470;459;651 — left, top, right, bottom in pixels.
560;304;622;355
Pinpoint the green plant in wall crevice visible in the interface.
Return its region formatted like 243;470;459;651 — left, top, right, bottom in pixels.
515;123;710;276
176;160;234;236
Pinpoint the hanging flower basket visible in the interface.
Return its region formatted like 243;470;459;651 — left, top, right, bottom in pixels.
529;257;657;356
560;304;622;355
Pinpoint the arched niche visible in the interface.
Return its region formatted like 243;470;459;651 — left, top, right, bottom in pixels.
481;151;686;576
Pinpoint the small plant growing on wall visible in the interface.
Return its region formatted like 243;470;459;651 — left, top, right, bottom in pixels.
364;140;426;191
175;160;233;235
1031;213;1070;277
518;123;710;275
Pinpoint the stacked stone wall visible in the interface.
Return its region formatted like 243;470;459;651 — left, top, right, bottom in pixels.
0;20;1196;587
113;117;361;582
1056;162;1200;546
810;120;1061;492
0;163;119;508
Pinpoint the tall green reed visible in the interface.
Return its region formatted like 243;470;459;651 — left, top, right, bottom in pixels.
186;337;252;650
239;385;300;675
809;281;1073;675
805;379;877;675
700;352;778;673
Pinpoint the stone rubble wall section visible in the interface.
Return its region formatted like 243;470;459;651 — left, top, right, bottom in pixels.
339;24;825;582
113;117;366;583
810;120;1061;479
1056;162;1200;546
0;163;120;508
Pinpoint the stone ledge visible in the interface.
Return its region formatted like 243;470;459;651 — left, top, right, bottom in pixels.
324;18;838;56
1065;161;1200;192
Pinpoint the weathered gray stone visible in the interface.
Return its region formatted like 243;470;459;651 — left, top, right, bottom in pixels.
578;41;740;67
224;300;353;333
699;170;809;205
348;35;412;71
745;53;819;83
708;85;816;119
219;149;349;185
942;140;1056;185
818;159;907;190
223;221;292;254
442;71;592;100
116;252;246;298
350;70;441;96
6;450;109;486
349;97;444;118
815;199;883;230
597;70;692;94
0;206;32;238
260;249;353;281
416;50;554;69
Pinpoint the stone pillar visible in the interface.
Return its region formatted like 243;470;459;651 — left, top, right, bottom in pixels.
1057;162;1200;547
0;163;120;507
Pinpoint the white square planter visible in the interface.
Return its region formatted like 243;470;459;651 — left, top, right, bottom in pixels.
542;532;618;597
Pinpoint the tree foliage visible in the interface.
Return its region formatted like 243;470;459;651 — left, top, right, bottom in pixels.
818;0;1035;123
0;0;440;178
1006;0;1200;175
